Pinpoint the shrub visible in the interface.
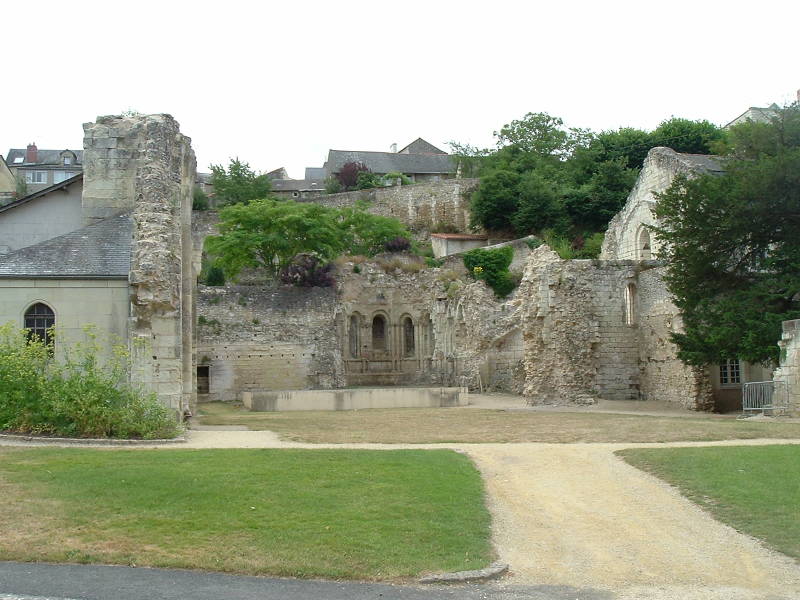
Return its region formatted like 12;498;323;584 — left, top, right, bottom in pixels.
0;324;181;439
192;186;209;210
463;245;516;298
383;236;412;253
279;254;335;287
525;237;543;250
384;172;413;186
337;162;370;190
204;264;226;286
356;171;384;190
425;256;444;268
324;176;343;194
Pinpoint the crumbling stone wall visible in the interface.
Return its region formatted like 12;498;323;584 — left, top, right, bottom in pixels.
516;246;711;408
601;147;721;261
83;114;195;414
774;320;800;415
636;267;713;409
195;284;341;401
307;179;478;233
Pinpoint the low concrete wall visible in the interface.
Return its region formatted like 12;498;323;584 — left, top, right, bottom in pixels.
245;386;468;411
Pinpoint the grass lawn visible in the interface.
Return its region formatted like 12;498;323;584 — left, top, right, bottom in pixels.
618;445;800;559
0;447;492;580
197;402;800;444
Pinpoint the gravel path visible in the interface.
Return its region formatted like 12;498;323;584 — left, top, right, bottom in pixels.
2;430;799;599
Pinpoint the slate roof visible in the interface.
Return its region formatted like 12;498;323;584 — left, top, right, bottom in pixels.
398;138;445;154
0;212;131;278
304;167;325;181
6;148;83;167
0;174;83;214
324;149;455;176
270;179;325;192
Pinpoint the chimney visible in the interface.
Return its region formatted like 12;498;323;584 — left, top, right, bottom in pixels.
390;142;398;153
25;143;38;163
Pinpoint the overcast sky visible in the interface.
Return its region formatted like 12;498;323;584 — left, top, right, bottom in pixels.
2;0;798;179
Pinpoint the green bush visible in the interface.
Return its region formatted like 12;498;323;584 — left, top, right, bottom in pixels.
192;186;209;210
0;323;181;439
324;176;343;194
463;246;516;298
384;172;413;186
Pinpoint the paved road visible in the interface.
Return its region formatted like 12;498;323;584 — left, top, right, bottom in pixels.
0;562;611;600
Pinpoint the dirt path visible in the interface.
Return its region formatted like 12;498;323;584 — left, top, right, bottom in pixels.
468;442;800;599
2;431;799;599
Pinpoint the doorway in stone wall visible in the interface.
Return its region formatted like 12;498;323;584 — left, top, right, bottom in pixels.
197;365;210;395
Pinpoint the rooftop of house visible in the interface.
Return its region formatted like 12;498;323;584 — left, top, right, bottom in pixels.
270;179;325;192
0;174;83;214
324;137;454;176
674;151;726;174
325;149;454;175
0;212;131;278
6;146;83;168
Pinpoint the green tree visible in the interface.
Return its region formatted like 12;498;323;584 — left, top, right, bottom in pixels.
209;158;272;205
205;200;412;282
205;199;343;280
336;201;412;256
722;104;800;159
651;118;725;155
653;149;800;365
469;170;520;231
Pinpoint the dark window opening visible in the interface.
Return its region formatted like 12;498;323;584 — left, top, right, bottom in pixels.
24;303;55;347
372;315;387;351
403;316;415;357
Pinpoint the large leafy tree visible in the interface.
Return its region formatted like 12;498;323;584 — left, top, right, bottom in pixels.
205;199;412;281
209;158;272;205
653;105;800;364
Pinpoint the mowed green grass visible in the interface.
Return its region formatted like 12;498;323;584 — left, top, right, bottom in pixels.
618;445;800;559
0;447;492;580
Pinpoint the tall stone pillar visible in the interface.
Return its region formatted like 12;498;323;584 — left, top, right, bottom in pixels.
82;114;196;415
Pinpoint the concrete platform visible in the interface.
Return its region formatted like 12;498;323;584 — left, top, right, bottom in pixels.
243;387;468;412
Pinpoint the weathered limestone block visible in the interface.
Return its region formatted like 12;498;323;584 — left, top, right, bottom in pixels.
773;320;800;415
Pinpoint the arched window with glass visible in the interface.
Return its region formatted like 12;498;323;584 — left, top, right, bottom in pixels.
24;302;55;346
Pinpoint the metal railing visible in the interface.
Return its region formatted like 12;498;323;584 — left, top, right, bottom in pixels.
742;381;787;415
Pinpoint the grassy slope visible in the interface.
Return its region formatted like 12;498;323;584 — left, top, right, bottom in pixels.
0;447;492;580
197;402;800;444
618;445;800;559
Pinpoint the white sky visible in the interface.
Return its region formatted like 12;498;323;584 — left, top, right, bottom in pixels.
2;0;798;179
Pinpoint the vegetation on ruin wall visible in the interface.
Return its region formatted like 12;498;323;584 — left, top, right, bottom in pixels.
463;246;517;298
205;199;412;283
454;113;725;257
0;448;492;579
619;445;800;559
654;104;800;365
0;324;181;439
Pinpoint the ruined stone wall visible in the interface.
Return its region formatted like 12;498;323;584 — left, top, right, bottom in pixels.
519;247;637;403
601;147;716;261
773;319;800;415
83;114;195;413
195;284;341;401
307;179;478;233
636;267;713;409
